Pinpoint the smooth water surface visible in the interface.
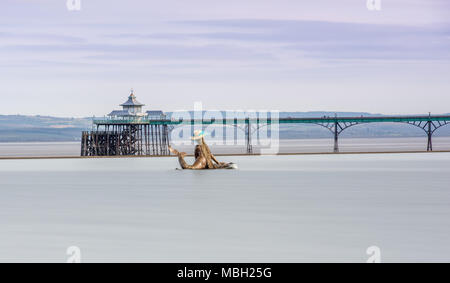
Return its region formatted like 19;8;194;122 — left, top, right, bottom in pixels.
1;137;450;157
0;153;449;262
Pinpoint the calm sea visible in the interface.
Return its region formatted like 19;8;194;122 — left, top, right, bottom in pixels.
1;137;450;157
0;153;449;262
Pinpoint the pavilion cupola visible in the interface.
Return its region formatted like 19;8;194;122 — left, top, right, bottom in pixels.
108;89;146;118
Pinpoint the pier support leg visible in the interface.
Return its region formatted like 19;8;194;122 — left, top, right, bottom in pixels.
427;121;433;152
163;125;169;155
246;120;253;154
333;122;339;153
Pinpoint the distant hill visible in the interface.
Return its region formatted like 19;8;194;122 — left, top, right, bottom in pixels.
0;115;91;142
1;113;449;142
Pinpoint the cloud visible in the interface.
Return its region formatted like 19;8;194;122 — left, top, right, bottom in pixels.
0;32;85;43
1;43;275;62
99;20;450;61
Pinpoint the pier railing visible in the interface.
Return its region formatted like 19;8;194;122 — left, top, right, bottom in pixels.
93;115;450;125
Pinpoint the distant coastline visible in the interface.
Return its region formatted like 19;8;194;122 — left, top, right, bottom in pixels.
2;112;450;142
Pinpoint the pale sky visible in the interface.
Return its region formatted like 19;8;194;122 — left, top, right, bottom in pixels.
0;0;449;117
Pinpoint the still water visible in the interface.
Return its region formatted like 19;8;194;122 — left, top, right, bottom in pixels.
1;137;450;157
0;153;449;262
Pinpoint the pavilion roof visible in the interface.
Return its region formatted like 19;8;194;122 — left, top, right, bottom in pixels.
120;91;145;107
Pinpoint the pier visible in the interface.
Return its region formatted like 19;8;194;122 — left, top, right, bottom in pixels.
80;90;450;156
85;115;450;156
81;124;169;156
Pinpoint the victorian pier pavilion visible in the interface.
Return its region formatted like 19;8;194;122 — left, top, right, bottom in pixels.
81;90;169;156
